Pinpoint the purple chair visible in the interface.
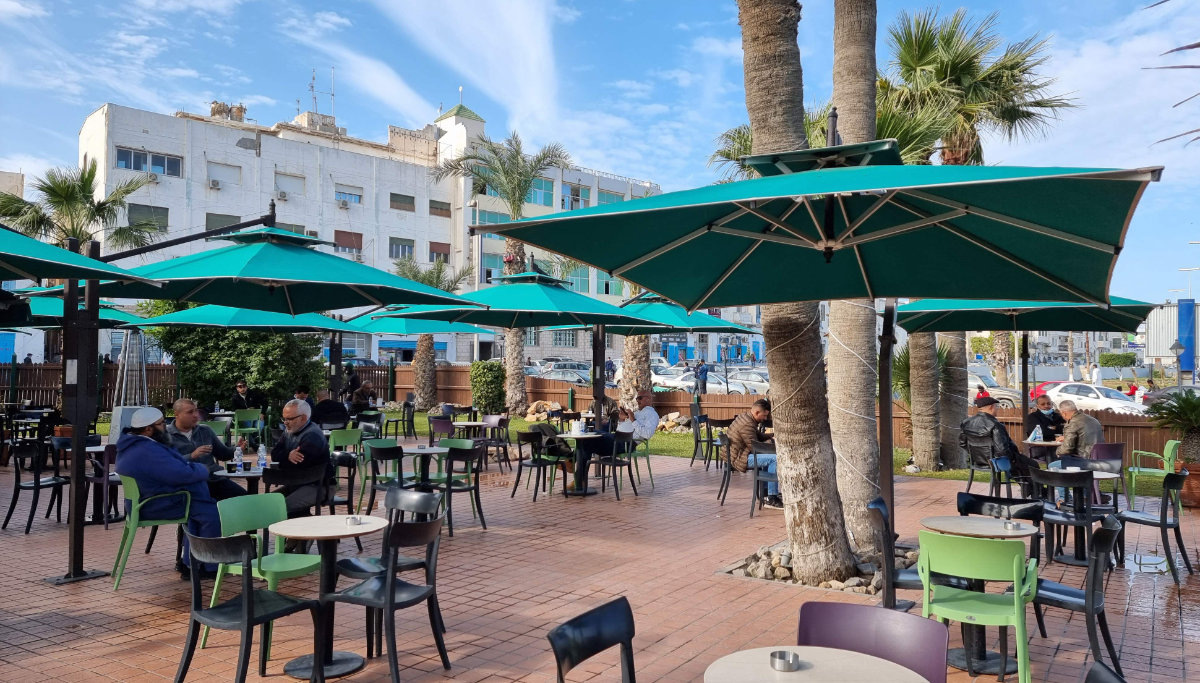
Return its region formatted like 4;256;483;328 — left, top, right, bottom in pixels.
1088;442;1124;461
797;601;949;683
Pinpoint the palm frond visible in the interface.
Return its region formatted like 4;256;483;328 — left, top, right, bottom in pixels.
393;255;474;293
107;220;162;250
707;124;757;182
429;132;571;221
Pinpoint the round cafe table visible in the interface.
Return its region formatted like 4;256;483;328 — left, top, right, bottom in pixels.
268;514;387;679
561;433;605;496
922;515;1038;676
703;645;924;682
213;468;264;494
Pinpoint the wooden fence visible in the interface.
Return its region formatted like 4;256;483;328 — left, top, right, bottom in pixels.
0;363;180;411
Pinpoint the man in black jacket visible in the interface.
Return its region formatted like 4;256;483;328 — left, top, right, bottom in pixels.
272;399;333;516
230;380;262;411
312;388;350;427
1023;393;1065;461
960;397;1040;479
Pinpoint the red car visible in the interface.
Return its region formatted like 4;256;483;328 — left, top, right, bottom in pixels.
1030;381;1066;399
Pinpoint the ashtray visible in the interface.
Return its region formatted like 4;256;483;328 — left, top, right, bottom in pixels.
345;515;361;526
770;650;802;672
1004;521;1022;530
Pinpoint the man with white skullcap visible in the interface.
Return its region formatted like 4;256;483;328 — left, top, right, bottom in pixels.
115;406;221;579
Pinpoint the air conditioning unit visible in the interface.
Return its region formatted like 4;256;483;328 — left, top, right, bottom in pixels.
146;172;159;183
352;253;364;263
305;230;319;238
336;199;350;209
208;178;222;190
274;190;288;201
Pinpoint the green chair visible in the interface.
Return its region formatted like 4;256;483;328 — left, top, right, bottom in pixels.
230;408;262;445
112;475;191;590
630;436;654;489
1128;440;1178;511
918;530;1038;683
201;420;230;446
199;493;322;660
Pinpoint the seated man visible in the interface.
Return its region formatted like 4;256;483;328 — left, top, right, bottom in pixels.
350;380;378;413
271;398;334;517
574;390;659;488
962;396;1041;482
166;397;247;501
312;388;351;427
230;380;262;411
115;407;220;578
294;384;316;410
1054;399;1104;458
728;399;778;508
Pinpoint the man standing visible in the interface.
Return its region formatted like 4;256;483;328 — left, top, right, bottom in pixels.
294;385;315;410
22;353;32;365
115;407;220;578
728;399;778;508
695;359;709;395
1055;399;1105;458
340;363;361;402
1023;394;1066;461
166;398;247;501
272;398;333;517
1090;363;1102;386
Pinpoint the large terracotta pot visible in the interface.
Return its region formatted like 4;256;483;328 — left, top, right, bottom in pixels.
1180;465;1200;508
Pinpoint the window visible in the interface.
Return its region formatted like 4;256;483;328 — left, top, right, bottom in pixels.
334;183;363;204
274;172;305;195
605;333;614;349
276;222;305;234
328;333;370;359
390;193;415;212
1111;338;1121;349
115;147;182;177
333;230;362;254
429;241;450;263
429;200;451;218
127;203;168;231
206;161;241;186
596;271;622;296
481;252;503;283
564;265;589;293
525;328;539;346
473;208;509;240
527;177;554;206
552;330;577;347
561;183;590;210
389;237;414;260
205;213;239;231
598;190;625;205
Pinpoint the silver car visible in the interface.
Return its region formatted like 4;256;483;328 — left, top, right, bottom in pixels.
728;369;770;394
967;372;1022;408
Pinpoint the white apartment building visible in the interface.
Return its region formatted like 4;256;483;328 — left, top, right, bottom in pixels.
0;170;22;198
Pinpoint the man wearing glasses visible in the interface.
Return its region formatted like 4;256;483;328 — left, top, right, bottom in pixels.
573;391;659;483
271;399;334;516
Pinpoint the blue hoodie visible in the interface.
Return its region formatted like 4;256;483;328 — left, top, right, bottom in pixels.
115;431;215;520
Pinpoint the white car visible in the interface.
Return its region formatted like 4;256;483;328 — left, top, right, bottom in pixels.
673;371;754;395
617;361;674;384
545;361;590;372
650;366;691;390
1043;382;1147;415
728;369;770;395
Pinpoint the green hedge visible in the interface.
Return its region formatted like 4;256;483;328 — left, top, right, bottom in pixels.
469;361;505;414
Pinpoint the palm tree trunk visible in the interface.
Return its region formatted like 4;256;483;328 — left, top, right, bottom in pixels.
740;0;857;583
620;334;651;408
909;332;941;470
938;332;968;468
993;330;1011;386
828;0;879;554
502;239;528;413
1067;332;1075;380
412;333;437;411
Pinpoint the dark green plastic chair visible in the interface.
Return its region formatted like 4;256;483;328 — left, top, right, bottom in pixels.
112;475;190;590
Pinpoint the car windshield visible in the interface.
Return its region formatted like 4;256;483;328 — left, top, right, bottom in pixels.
1097;387;1133;401
657;368;685;377
976;375;999;388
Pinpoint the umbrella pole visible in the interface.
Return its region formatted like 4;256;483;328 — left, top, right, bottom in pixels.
878;299;897;524
329;327;343;398
592;325;605;423
1021;332;1030;419
50;239;106;585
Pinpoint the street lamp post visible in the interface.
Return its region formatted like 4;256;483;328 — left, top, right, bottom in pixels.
1170;339;1185;388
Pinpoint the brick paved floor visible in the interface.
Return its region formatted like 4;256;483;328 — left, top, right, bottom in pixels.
0;447;1197;682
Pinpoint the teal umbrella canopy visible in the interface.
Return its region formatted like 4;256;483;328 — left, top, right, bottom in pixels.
476;163;1161;310
896;297;1157;334
353;316;491;336
375;271;661;328
94;227;474;314
11;295;143;329
546;292;756;336
0;224;156;284
126;304;360;334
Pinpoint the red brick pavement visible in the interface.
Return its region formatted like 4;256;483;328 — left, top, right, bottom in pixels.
0;448;1196;682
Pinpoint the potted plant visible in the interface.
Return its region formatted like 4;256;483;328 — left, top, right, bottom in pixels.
1145;389;1200;506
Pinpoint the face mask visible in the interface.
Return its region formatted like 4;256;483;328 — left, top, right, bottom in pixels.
1040;408;1054;416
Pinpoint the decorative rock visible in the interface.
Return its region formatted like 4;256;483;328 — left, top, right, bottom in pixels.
732;568;747;577
773;567;792;580
676;415;691;427
818;581;832;589
871;572;883;590
904;464;921;473
828;580;846;591
771;555;782;568
905;551;920;561
666;411;681;421
867;585;878;595
753;562;772;580
849;586;869;594
844;577;865;588
856;563;876;575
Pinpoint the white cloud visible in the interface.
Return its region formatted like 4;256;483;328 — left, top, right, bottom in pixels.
131;0;243;14
160;67;200;79
551;2;580;24
691;36;741;61
0;0;45;22
610;79;653;99
652;68;698;88
238;94;277;107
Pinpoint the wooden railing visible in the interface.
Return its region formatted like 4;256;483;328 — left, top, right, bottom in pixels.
0;362;179;410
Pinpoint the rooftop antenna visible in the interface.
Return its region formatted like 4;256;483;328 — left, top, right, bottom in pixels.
295;99;301;117
309;69;318;114
459;85;463;105
330;66;336;122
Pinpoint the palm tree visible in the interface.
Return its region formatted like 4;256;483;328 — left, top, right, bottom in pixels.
393;256;474;410
0;159;162;250
707;125;756;182
431;131;571;414
738;0;859;584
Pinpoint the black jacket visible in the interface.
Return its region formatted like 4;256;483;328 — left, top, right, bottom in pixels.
270;420;332;484
1023;409;1065;441
959;412;1019;466
230;391;262;411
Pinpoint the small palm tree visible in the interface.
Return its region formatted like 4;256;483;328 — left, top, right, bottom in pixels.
430;131;571;414
1147;389;1200;464
0;159;162;250
707;125;756;182
393;256;474;410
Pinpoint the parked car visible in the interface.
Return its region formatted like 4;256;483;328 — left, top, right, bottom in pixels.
674;372;754;395
342;357;378;367
650;367;692;390
1141;384;1200;406
614;357;671;383
727;369;770;395
540;356;573;365
1043;382;1147;414
537;369;616;389
967;372;1021;408
1030;380;1066;400
522;365;542;376
545;361;591;372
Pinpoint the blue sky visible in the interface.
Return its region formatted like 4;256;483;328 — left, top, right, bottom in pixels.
1;0;1198;304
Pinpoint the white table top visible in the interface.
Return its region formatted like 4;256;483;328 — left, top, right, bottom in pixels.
1060;468;1119;480
704;646;923;683
269;514;387;541
454;421;487;427
413;446;451;455
214;469;264;478
562;433;604;440
86;445;108;453
922;515;1040;539
1024;440;1060;446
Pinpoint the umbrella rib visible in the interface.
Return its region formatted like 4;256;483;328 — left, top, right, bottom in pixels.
840;210;967;247
835;190;896;244
612;226;710;277
0;258;42;282
179;279;213;303
852;245;875;300
914;311;956;334
283;286;295;316
709;226;817;248
733;201;819;247
692;243;760;312
902;190;1117;254
346;285;383;307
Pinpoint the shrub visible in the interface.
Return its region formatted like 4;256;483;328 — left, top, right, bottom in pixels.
469;361;506;414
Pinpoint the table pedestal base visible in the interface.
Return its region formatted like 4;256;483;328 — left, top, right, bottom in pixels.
948;647;1019;675
283;651;364;679
564;489;598;497
45;569;108;585
1052;553;1089;567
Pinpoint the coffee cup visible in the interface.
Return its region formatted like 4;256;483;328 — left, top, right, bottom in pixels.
225;463;237;473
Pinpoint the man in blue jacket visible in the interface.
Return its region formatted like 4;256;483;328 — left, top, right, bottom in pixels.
116;407;221;578
695;359;709;395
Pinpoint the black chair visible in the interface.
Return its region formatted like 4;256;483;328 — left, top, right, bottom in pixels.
511;431;568;501
175;532;324;682
1116;470;1194;584
716;434;736;505
428;416;455;446
329;451;363;552
1086;456;1128;515
957;492;1049;635
869;497;969;613
749;441;777;518
430;444;486;537
1028;515;1124;676
3;424;68;534
337;488;443;580
988;456;1021;499
689;413;711;468
83;442;121;529
328;515;450;680
382;403;407;439
1030;467;1098;566
364;444;408;513
1085;660;1127;683
962;429;1001;493
261;466;331;517
355;411;383;438
595;432;638;501
546;596;636;683
479;415;512;471
706;417;735;470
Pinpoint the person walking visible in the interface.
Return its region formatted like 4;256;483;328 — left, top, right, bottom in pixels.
694;359;709;395
1090;363;1102;385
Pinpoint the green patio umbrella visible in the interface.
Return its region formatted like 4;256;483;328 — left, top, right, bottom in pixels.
545;292;756;336
0;224;157;284
19;295;143;328
124;304;362;334
94;227;474;314
352;316;491;336
475;163;1160;309
896;296;1157;415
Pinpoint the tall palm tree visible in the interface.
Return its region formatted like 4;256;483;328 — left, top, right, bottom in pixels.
431;132;570;414
393;256;474;410
0;159;162;250
738;0;858;584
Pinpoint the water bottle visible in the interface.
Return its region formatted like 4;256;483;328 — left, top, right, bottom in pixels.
233;446;243;472
214;400;221;413
257;444;267;470
1030;425;1043;442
